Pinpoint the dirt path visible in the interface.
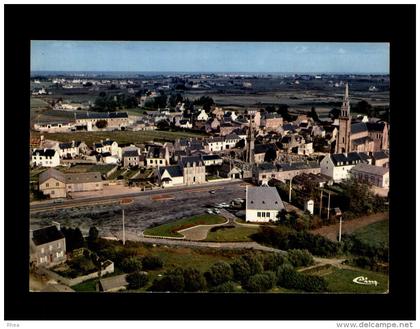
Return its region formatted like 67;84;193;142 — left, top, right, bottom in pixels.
310;212;389;241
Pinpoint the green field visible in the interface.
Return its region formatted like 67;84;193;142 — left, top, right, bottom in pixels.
31;97;50;109
322;267;388;293
31;129;207;145
205;225;260;242
144;214;226;238
351;220;389;248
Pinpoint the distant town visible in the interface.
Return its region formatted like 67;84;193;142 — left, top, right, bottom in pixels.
29;70;389;294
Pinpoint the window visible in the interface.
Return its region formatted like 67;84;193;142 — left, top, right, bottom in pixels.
262;212;266;217
96;184;99;187
266;212;270;218
160;160;163;164
55;182;59;187
257;212;261;217
46;183;49;187
51;190;55;195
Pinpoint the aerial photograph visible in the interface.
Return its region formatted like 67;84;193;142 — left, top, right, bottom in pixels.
29;41;389;293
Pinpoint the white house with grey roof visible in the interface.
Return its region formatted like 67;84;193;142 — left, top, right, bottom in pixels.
157;165;184;187
246;185;285;222
320;152;372;182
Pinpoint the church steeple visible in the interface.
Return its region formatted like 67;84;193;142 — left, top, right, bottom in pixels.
335;83;352;154
341;82;350;117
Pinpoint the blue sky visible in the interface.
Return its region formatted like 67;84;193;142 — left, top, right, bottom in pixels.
31;41;389;74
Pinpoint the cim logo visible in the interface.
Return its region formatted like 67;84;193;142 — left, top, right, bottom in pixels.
353;276;379;286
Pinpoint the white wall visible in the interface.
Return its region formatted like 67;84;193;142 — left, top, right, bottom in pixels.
246;209;279;222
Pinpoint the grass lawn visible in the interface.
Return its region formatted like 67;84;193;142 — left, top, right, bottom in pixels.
205;226;260;242
144;214;226;238
351;220;389;248
31;129;207;145
71;278;98;292
322;267;388;293
31;97;50;109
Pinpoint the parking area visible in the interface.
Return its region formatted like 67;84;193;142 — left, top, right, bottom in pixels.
30;181;247;239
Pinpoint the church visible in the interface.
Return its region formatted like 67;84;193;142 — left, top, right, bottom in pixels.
335;83;389;154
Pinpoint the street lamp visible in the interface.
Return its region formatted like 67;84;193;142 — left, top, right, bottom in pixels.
335;207;343;242
120;198;133;245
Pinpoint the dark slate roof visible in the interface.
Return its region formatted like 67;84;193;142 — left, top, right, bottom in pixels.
351;122;368;134
257;161;319;172
76;112;128;119
358;152;372;161
246;186;285;211
179;119;189;124
159;165;183;177
32;226;64;246
180;156;203;167
103;140;115;146
123;150;139;157
366;122;386;132
282;124;296;131
95;143;103;148
372;151;388;160
101;152;112;157
32;149;56;157
331;153;366;166
225;133;240;140
254;144;276;154
147;146;165;158
264;113;282;119
202;155;222;161
59;142;77;149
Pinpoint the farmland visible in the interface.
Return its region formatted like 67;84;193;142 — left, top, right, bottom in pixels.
30;129;208;145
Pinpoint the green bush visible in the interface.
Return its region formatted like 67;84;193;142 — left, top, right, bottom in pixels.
142;255;164;270
241;253;264;276
243;271;277;292
182;267;207;292
204;262;233;287
277;266;328;292
210;281;237;292
149;268;185;292
231;258;252;284
126;271;148;290
287;249;314;267
263;253;289;272
120;257;142;273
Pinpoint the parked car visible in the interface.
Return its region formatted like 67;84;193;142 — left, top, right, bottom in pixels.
209;190;216;194
206;209;214;214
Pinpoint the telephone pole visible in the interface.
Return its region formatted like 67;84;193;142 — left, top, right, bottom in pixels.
338;215;343;242
319;189;323;217
122;208;125;246
327;191;331;220
289;178;292;203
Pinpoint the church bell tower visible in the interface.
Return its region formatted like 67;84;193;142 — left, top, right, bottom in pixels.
335;83;351;154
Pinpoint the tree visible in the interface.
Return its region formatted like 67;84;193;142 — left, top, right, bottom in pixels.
235;139;245;149
277;104;292;122
309;107;320;123
182;268;207;292
287;249;314;267
352;100;372;115
210;281;237;292
263;253;289;272
243;271;277;292
241;254;264;276
264;147;277;162
142;255;163;270
150;268;185;292
231;258;252;283
204;261;233;286
156;119;171;130
126;271;148;290
340;177;376;215
61;227;85;251
121;257;142;273
193;96;214;111
329;108;341;119
88;226;99;242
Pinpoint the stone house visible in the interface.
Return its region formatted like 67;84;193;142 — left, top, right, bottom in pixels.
30;224;66;267
320;152;371;182
179;156;206;185
146;146;170;168
350;163;389;188
38;168;67;198
252;161;321;184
